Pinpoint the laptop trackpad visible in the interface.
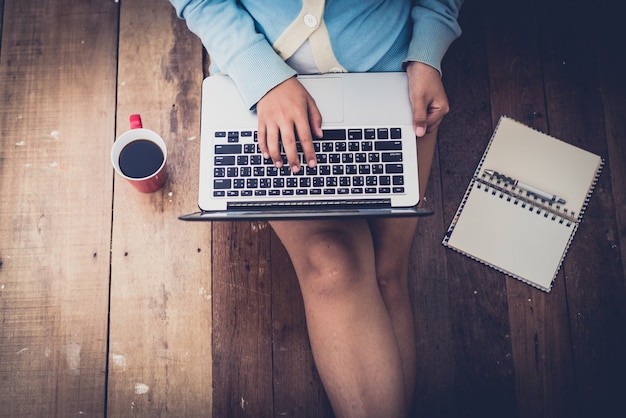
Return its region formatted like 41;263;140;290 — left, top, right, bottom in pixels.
299;76;344;123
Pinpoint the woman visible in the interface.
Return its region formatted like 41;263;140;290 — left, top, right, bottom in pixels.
170;1;463;416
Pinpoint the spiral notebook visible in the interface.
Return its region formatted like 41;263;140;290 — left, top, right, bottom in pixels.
443;116;603;292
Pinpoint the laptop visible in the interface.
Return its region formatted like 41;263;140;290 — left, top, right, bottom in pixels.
180;72;433;220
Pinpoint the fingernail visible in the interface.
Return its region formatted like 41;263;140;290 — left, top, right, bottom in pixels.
263;152;270;159
415;127;425;137
308;159;317;168
291;165;300;173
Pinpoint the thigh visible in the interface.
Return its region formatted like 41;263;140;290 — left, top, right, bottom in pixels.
367;217;419;273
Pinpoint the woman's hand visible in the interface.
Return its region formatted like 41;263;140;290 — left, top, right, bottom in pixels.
256;77;323;173
406;61;450;138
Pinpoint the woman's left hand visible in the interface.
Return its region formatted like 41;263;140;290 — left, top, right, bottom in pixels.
406;61;450;138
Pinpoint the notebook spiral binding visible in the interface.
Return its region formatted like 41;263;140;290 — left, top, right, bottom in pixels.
468;115;606;228
476;172;576;226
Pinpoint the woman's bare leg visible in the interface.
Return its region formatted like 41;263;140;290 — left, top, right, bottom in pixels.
268;131;439;416
367;129;439;408
367;216;419;409
269;218;407;418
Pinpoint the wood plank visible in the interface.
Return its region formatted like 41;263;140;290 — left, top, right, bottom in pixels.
0;0;4;39
409;143;457;417
107;1;211;416
0;0;118;416
438;2;518;416
536;0;626;416
483;1;577;416
595;0;626;288
212;221;274;417
202;34;275;414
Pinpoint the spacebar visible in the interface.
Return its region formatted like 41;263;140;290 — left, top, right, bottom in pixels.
228;199;391;210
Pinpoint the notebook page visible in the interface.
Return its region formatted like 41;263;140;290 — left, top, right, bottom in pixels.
480;117;602;214
446;181;574;290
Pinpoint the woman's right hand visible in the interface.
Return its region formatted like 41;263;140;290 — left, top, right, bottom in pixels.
256;77;323;173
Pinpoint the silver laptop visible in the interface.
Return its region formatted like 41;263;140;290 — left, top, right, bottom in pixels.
180;72;433;220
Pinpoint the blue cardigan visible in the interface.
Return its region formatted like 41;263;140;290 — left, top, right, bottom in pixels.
170;0;463;108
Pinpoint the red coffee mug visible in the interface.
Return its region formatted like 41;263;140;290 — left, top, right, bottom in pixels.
111;115;168;193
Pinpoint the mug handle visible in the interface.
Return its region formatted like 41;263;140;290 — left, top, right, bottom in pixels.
130;114;143;130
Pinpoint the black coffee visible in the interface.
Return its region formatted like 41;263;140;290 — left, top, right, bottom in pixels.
119;139;164;179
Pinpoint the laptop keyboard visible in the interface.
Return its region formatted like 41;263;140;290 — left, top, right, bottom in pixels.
212;128;407;198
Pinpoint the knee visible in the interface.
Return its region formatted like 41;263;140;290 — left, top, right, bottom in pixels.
375;257;410;302
296;229;371;297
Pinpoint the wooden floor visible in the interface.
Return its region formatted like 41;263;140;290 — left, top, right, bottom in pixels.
1;0;624;417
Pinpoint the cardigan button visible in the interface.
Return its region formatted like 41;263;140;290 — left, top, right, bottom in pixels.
303;13;318;28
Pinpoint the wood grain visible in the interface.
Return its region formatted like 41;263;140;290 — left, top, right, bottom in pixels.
484;1;576;417
409;143;457;417
211;221;274;417
536;1;626;416
595;0;626;286
1;0;625;416
107;1;211;416
438;3;518;416
0;0;118;416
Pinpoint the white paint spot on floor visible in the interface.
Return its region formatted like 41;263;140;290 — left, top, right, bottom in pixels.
15;141;26;146
111;354;127;371
50;130;59;140
64;343;81;376
199;287;212;301
135;383;149;395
